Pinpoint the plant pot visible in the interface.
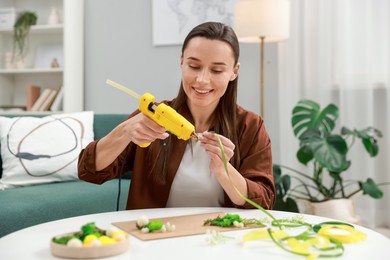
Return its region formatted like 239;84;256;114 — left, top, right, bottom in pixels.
297;198;361;224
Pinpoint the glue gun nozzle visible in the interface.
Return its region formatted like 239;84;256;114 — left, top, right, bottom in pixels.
191;132;199;140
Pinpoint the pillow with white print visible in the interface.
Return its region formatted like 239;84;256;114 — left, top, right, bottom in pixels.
0;111;94;189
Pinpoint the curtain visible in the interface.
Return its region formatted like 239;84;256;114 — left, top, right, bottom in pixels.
277;0;390;228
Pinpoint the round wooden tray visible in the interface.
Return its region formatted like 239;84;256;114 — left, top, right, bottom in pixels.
50;232;129;259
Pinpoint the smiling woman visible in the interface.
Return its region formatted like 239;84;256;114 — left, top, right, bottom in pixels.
78;21;275;212
180;37;239;123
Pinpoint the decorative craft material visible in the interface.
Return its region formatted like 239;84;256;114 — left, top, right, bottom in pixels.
204;229;235;245
50;222;129;259
113;212;261;241
203;213;263;228
136;215;176;233
214;136;367;259
52;222;127;246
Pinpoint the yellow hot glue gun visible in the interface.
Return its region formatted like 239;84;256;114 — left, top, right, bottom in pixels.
106;79;198;147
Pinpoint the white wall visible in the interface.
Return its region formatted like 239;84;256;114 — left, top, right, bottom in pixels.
84;0;280;162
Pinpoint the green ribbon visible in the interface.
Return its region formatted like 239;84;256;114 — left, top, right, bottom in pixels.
215;135;364;259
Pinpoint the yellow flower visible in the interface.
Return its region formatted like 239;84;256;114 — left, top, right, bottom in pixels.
98;235;116;245
83;234;99;246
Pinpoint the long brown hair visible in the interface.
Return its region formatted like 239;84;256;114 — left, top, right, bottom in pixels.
149;21;241;183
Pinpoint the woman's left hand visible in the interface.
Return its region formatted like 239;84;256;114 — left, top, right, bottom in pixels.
199;131;235;174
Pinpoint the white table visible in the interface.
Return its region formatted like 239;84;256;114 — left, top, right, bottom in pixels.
0;207;389;259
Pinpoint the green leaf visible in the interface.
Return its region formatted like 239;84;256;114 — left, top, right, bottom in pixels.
341;127;353;135
53;235;78;245
309;135;350;172
329;171;342;181
273;197;299;213
273;165;282;183
362;138;379;157
356;127;383;139
281;175;291;194
356;127;382;157
81;222;96;236
342;127;382;157
292;100;338;140
359;178;384;199
296;146;313;165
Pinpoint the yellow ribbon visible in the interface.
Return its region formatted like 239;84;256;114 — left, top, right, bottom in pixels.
318;224;367;244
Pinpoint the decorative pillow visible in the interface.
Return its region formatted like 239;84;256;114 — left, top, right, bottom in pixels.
0;111;94;189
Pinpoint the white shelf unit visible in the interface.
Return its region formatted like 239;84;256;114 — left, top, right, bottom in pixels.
0;68;63;74
0;0;83;113
0;24;63;34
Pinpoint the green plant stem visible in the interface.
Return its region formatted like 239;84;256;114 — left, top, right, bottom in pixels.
334;181;390;199
267;229;345;258
216;136;276;222
345;190;362;199
288;187;318;201
274;164;314;182
339;178;347;197
288;178;317;200
314;162;333;197
346;133;356;150
329;177;337;197
276;163;335;200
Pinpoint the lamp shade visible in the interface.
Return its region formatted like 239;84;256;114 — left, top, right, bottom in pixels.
234;0;290;43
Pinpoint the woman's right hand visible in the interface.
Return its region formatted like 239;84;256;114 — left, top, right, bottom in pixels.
123;113;169;146
94;112;169;171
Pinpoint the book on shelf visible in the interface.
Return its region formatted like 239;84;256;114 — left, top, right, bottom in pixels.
26;85;41;111
30;88;53;111
49;86;63;111
43;86;61;111
39;89;57;111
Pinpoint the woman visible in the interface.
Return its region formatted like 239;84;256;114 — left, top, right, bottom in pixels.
78;21;275;210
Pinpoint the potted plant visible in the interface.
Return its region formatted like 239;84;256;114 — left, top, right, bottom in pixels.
12;11;37;65
273;99;388;223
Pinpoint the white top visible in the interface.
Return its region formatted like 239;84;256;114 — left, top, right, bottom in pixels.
166;135;224;207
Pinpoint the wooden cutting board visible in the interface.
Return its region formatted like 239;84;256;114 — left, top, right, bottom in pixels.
112;212;263;241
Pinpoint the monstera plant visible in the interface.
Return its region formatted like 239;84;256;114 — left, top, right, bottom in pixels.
273;99;388;212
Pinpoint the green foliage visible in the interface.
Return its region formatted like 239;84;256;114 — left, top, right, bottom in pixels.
203;214;264;228
52;222;104;245
13;11;37;60
204;214;242;227
146;221;164;232
273;99;387;211
80;222;104;239
273;165;299;212
52;234;79;245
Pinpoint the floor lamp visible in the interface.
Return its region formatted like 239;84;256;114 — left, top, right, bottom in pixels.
234;0;290;118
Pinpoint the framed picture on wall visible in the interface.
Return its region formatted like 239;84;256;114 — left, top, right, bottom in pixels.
152;0;235;46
